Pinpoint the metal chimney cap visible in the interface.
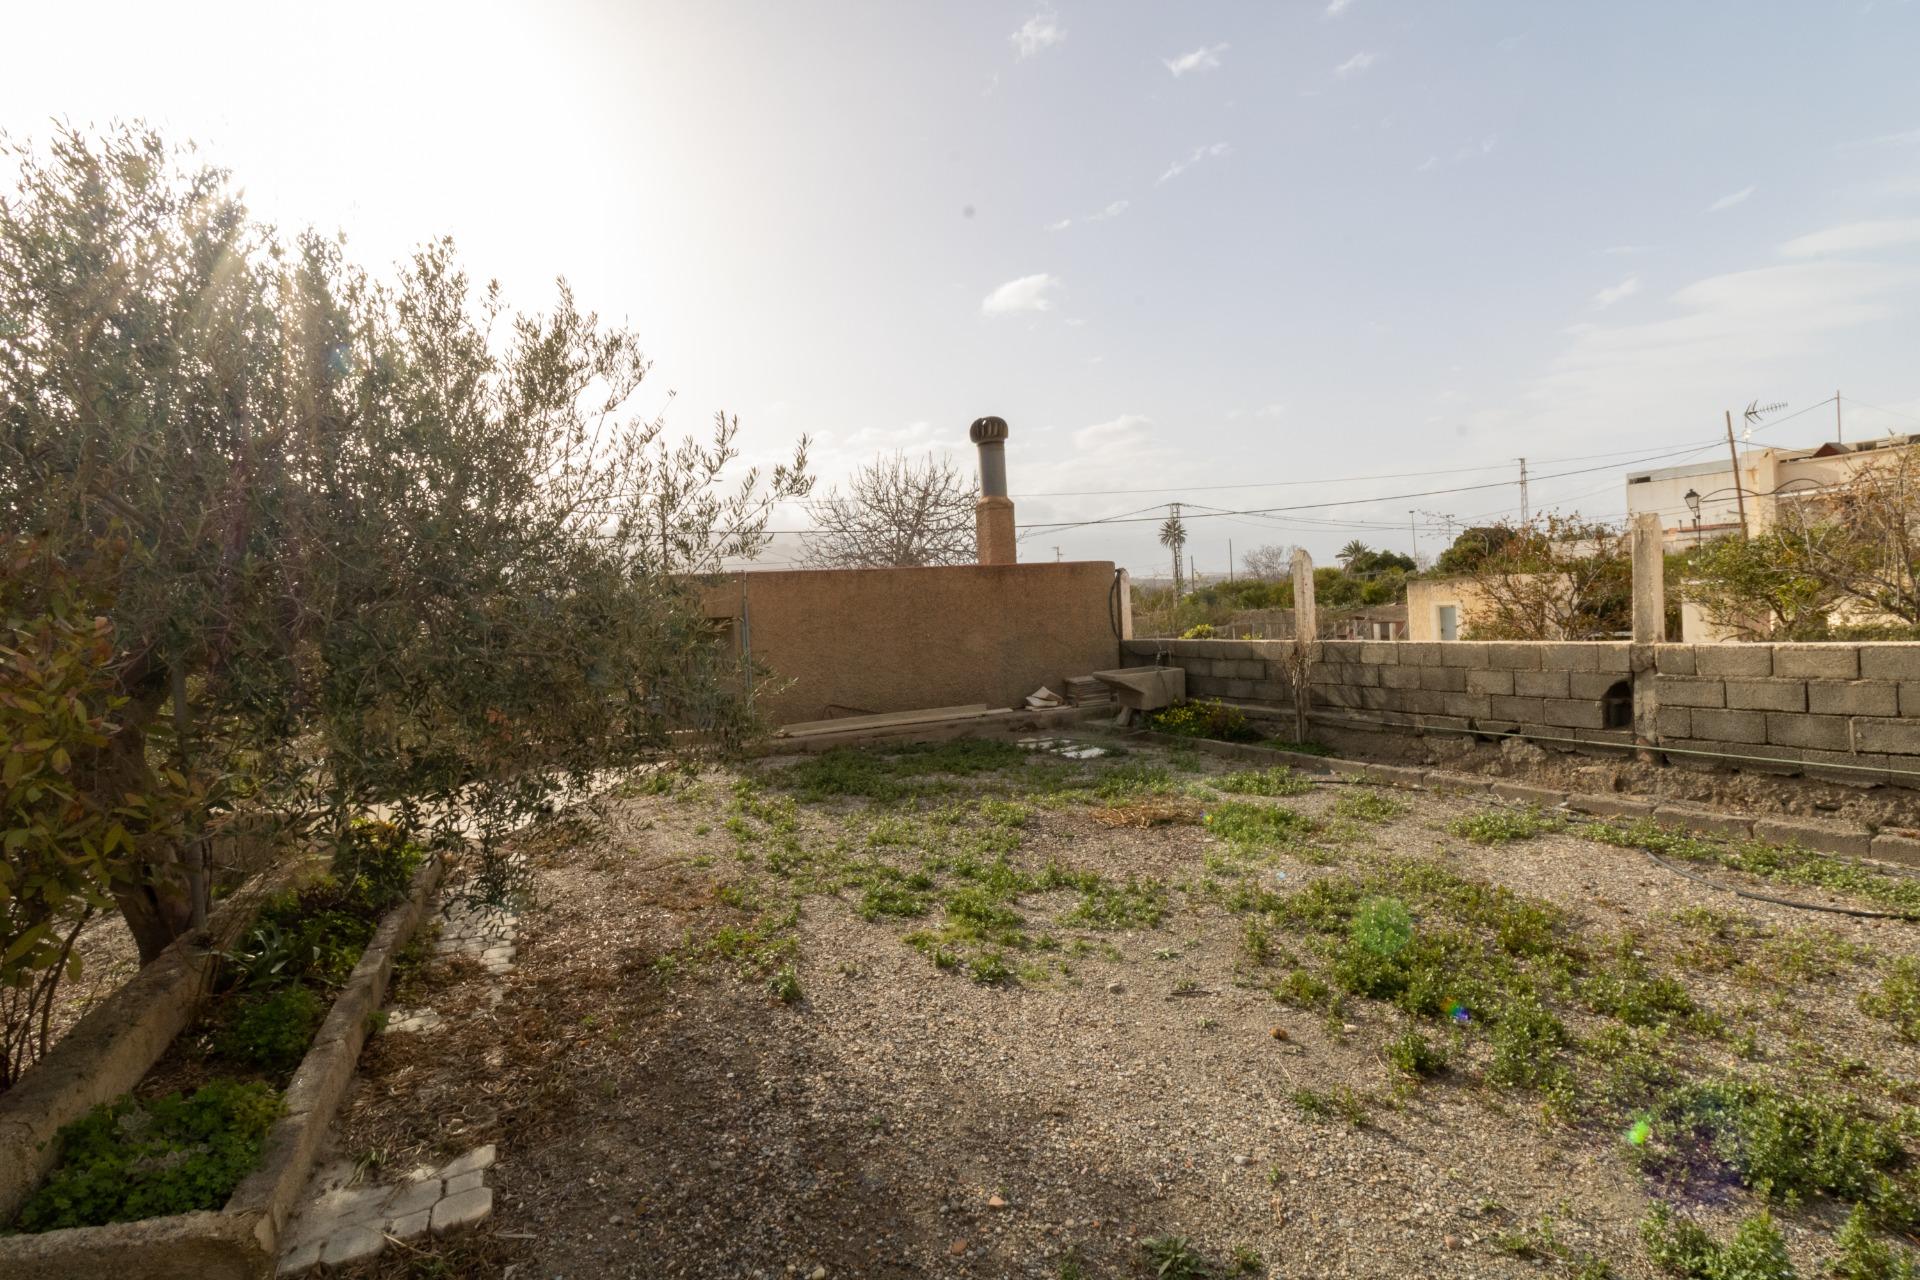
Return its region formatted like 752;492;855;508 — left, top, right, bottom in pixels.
969;416;1009;444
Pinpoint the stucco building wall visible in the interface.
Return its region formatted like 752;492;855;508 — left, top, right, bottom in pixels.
702;562;1124;726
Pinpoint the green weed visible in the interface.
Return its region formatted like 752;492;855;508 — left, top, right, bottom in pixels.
1291;1085;1369;1126
1861;957;1920;1042
1215;766;1316;797
1204;801;1317;851
1061;875;1168;930
1641;1203;1796;1280
1385;1029;1448;1077
1450;806;1564;845
1334;788;1407;824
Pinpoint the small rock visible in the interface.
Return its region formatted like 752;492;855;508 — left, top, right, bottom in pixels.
987;1194;1007;1209
1106;981;1124;994
809;1268;828;1279
1341;1023;1358;1034
1269;1026;1288;1041
949;1239;968;1256
1443;1235;1462;1251
1232;1155;1250;1167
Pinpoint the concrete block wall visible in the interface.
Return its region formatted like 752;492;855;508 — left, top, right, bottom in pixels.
1120;637;1920;787
1649;643;1920;784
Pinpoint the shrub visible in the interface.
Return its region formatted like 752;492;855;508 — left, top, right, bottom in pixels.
212;985;326;1072
1487;997;1569;1089
1385;1029;1448;1077
1145;700;1261;743
14;1081;284;1231
1204;801;1317;851
1861;957;1920;1042
1180;623;1219;639
1350;897;1414;958
1641;1204;1795;1280
1636;1079;1907;1208
1828;1204;1918;1280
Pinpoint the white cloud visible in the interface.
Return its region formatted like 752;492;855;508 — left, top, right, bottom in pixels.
980;273;1060;315
1334;51;1377;77
1157;141;1232;185
1046;199;1128;233
1706;185;1756;213
1779;219;1920;257
1593;275;1642;308
1254;403;1287;420
1165;43;1228;77
1537;260;1916;404
1072;413;1157;452
1325;0;1355;13
1453;134;1497;161
1840;126;1920;149
1604;244;1650;256
1011;12;1065;59
1414;155;1438;173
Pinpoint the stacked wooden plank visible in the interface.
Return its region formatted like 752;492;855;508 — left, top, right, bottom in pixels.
1064;676;1114;708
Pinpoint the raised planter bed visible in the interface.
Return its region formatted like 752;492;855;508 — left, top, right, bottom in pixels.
0;844;444;1280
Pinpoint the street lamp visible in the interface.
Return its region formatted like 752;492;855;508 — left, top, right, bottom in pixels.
1683;488;1702;546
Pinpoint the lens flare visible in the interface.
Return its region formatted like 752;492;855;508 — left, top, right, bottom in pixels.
1626;1117;1652;1146
1447;1003;1470;1025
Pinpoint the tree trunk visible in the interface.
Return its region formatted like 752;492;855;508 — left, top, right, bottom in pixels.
96;692;199;964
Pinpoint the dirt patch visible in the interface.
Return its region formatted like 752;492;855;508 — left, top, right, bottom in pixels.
320;738;1920;1279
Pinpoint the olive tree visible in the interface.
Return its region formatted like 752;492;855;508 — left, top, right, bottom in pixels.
0;125;809;967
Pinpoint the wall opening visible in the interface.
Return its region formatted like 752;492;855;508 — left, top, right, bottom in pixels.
1602;678;1632;730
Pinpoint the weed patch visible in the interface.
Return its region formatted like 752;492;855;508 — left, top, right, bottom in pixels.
1641;1203;1796;1280
1334;788;1407;824
1214;766;1316;797
1450;806;1564;845
1061;875;1168;930
1861;957;1920;1042
1204;801;1317;852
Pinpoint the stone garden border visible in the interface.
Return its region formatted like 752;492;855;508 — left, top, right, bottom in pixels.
1127;729;1920;871
0;853;445;1280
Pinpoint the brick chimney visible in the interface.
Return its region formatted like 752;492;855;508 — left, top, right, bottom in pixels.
970;415;1016;565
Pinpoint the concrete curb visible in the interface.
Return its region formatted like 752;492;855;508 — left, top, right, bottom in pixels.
1122;730;1920;871
0;854;445;1280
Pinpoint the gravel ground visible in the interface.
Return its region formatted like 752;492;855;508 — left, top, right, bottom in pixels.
322;733;1920;1280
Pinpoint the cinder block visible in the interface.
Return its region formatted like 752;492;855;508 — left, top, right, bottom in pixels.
1575;727;1637;747
1773;644;1859;679
1694;646;1773;677
1488;695;1546;723
1657;677;1726;708
1654;645;1697;675
1869;832;1920;867
1339;664;1381;688
1467;668;1514;696
1438;644;1492;669
1490;781;1567;806
1438;693;1492;719
1724;678;1806;712
1414;714;1473;735
1569;671;1630;700
1399;642;1444;666
1752;816;1872;857
1567;793;1656;819
1593;645;1635;673
1357;642;1399;665
1900;684;1920;719
1688;708;1769;744
1851;717;1920;755
1541;643;1604;672
1485;642;1545;671
1857;645;1920;682
1807;680;1899;718
1541;698;1607;729
1419;666;1468;692
1663;738;1803;775
1657;706;1692;738
1803;750;1895;786
1767;713;1851;751
1514;669;1571;698
1224;679;1256;699
1380;666;1423;689
1251;681;1293;704
1654;804;1754;840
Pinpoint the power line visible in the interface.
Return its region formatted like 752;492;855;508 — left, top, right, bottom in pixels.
1013;441;1726;534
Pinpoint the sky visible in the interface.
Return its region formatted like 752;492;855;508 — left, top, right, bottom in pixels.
7;1;1920;577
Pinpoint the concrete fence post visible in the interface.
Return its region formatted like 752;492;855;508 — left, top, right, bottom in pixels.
1289;549;1317;743
1631;512;1665;644
1629;511;1665;759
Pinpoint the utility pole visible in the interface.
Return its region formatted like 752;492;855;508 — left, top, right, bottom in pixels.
1189;553;1197;590
1725;409;1749;541
1517;458;1529;525
1228;539;1235;581
1836;388;1843;444
1408;510;1417;561
1053;546;1062;562
1170;502;1183;597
